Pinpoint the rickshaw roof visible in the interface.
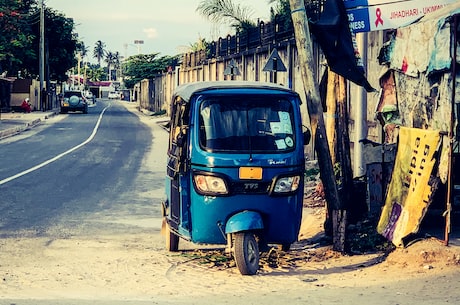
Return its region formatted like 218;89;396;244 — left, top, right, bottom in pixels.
172;81;297;103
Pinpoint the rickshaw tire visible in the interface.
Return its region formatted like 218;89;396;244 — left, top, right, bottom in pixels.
281;244;291;251
234;232;259;275
165;224;179;252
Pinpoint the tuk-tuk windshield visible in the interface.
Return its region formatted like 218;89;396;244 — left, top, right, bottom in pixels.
198;96;296;153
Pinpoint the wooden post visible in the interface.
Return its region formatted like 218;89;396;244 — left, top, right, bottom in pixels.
445;15;458;246
289;0;344;252
326;68;337;165
336;75;352;245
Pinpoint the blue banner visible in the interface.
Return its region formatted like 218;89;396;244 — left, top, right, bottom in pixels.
347;7;371;32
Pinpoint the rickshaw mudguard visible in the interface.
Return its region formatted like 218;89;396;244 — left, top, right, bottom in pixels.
225;211;264;234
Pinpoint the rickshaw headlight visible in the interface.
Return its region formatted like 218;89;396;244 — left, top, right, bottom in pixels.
194;174;228;195
273;175;301;193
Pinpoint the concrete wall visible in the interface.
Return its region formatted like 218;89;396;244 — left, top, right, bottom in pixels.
138;32;387;163
10;79;41;110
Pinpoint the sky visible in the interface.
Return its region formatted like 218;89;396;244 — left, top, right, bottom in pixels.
45;0;274;62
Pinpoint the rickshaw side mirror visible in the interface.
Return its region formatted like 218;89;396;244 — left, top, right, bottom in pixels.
303;129;311;145
176;126;188;146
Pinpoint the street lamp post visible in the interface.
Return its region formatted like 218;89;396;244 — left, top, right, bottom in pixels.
134;40;144;54
39;0;45;111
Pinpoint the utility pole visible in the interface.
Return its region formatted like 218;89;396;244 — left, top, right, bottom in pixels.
77;52;81;89
39;0;45;111
353;33;368;178
289;0;345;252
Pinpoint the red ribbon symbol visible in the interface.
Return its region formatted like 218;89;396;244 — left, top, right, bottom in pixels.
375;8;384;27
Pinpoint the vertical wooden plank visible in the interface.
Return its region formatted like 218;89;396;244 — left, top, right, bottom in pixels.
289;0;344;251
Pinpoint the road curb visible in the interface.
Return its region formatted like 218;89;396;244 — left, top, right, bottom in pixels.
0;110;58;140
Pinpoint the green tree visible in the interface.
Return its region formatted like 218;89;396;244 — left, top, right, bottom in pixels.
189;36;209;52
0;0;36;76
44;8;78;82
0;1;80;81
77;41;88;62
23;6;79;82
268;0;291;28
111;51;121;80
122;53;179;89
105;50;120;81
85;63;105;82
93;40;106;67
196;0;257;33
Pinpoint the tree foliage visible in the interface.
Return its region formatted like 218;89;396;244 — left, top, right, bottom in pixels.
196;0;290;34
0;0;36;76
39;8;78;82
0;0;79;81
122;53;180;88
85;63;105;82
268;0;290;17
76;41;88;58
105;50;120;81
196;0;257;33
268;0;291;29
93;40;106;66
189;37;210;52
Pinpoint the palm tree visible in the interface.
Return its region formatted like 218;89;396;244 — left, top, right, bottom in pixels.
105;51;120;81
112;51;121;81
196;0;256;33
93;40;106;67
86;65;104;82
78;42;88;59
76;42;90;83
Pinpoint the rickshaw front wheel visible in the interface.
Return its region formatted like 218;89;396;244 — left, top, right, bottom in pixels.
165;223;179;252
281;244;291;251
234;232;259;275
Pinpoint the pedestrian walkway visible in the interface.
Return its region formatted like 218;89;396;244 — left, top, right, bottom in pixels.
0;109;59;140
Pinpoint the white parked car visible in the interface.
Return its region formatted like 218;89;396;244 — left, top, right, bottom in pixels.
108;91;119;99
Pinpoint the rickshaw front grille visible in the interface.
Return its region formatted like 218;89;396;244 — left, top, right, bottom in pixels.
230;181;271;194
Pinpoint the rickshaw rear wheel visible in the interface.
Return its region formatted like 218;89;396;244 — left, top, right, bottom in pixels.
234;232;259;275
165;223;179;252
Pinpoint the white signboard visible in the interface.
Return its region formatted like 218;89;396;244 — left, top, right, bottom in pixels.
346;0;458;33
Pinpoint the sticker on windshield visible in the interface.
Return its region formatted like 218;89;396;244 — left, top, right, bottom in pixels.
270;122;293;135
270;122;282;134
285;136;294;147
278;111;289;121
278;112;293;134
275;139;287;149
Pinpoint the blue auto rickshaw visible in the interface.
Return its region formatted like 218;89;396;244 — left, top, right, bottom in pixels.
162;81;310;275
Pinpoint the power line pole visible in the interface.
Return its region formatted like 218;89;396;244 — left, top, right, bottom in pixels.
39;0;45;111
289;0;345;252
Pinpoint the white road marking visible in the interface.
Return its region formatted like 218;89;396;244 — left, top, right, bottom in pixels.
0;105;111;186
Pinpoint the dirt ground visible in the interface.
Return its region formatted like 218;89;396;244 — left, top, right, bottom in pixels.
1;201;459;305
1;184;459;305
0;102;459;304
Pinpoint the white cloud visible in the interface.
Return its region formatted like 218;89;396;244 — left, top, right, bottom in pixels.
143;28;159;39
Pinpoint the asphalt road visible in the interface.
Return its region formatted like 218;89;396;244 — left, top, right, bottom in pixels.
0;100;166;236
